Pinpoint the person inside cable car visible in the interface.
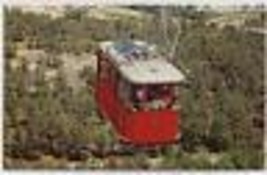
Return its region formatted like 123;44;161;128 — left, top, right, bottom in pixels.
131;85;174;111
160;85;174;108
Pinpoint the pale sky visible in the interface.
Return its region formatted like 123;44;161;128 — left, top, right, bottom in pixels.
4;0;266;7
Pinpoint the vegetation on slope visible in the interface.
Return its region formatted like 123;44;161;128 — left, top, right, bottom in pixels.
3;6;265;169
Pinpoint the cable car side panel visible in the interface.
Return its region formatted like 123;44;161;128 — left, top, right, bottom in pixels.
123;110;181;145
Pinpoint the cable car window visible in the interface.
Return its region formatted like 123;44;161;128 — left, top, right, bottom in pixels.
132;85;176;111
118;81;178;111
99;58;110;80
118;78;134;110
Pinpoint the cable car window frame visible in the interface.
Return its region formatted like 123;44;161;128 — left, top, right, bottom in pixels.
118;76;135;111
99;56;111;81
117;80;180;112
132;84;177;111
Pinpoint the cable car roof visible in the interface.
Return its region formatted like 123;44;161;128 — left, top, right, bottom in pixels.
100;41;185;84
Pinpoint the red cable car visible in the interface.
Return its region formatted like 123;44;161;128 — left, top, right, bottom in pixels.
95;40;185;146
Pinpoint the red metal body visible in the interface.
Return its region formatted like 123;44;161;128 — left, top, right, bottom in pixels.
95;49;181;146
